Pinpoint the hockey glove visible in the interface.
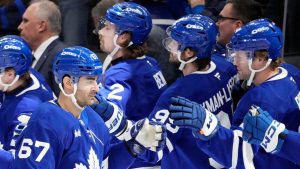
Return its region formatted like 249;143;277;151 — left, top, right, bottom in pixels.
242;105;288;153
169;96;219;140
90;94;127;136
121;118;166;156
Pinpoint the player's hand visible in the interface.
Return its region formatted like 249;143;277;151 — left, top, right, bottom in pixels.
242;105;288;153
90;93;127;136
123;118;166;156
169;96;219;140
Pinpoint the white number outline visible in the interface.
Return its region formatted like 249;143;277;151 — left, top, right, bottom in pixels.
18;138;50;162
107;83;124;100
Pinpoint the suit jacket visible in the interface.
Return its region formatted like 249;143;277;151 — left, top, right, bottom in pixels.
34;39;67;96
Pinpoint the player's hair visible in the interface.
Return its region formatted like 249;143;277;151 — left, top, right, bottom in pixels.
226;0;263;24
122;43;148;59
182;47;211;71
255;50;282;70
194;58;211;71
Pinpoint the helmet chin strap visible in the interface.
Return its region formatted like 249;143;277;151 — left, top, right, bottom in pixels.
59;82;84;111
177;51;197;71
0;74;20;92
102;34;133;73
247;58;272;86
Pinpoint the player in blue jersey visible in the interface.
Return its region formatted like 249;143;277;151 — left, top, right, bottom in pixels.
169;18;300;168
97;2;167;121
97;2;167;168
14;46;166;169
0;35;54;156
125;14;237;169
242;105;300;166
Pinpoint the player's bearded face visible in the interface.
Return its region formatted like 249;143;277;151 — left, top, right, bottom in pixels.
75;76;99;106
98;22;117;53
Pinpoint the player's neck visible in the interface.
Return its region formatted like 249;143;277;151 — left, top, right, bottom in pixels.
253;67;279;86
182;63;198;76
58;94;82;118
182;62;209;76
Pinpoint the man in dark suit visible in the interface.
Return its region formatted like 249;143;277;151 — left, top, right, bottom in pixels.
18;0;67;95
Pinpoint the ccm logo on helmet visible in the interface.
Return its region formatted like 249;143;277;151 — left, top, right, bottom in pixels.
186;24;203;30
4;45;21;50
125;7;142;15
251;27;269;34
61;51;77;57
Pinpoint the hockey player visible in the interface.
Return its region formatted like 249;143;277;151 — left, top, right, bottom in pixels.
242;105;300;166
169;19;300;169
97;2;167;168
128;14;237;169
0;35;54;155
14;46;166;168
97;1;167;121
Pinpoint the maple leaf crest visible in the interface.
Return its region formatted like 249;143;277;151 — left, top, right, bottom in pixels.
74;163;87;169
88;147;100;169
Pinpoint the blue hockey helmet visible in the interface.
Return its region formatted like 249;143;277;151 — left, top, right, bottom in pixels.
164;14;218;59
53;46;102;84
105;2;152;45
0;35;32;76
228;18;283;60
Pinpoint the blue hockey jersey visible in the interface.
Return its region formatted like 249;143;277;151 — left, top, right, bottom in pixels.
139;56;238;169
276;130;300;165
280;63;300;88
100;55;168;168
0;70;54;154
14;101;111;169
100;56;167;121
196;67;300;169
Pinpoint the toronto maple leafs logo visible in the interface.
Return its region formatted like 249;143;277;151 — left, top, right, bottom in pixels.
73;147;100;169
88;147;100;169
74;129;81;138
74;163;87;169
214;72;221;80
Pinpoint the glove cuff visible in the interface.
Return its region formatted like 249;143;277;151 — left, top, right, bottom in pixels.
260;120;288;153
193;109;219;140
103;103;127;136
116;120;133;141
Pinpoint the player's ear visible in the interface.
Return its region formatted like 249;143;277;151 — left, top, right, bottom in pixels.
5;68;16;78
62;76;73;94
117;32;132;47
183;48;196;59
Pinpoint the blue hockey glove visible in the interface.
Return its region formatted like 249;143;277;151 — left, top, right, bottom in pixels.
169;96;219;140
90;94;127;136
242;105;288;153
122;118;166;156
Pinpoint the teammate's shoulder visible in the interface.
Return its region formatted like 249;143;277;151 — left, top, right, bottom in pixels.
29;101;79;130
